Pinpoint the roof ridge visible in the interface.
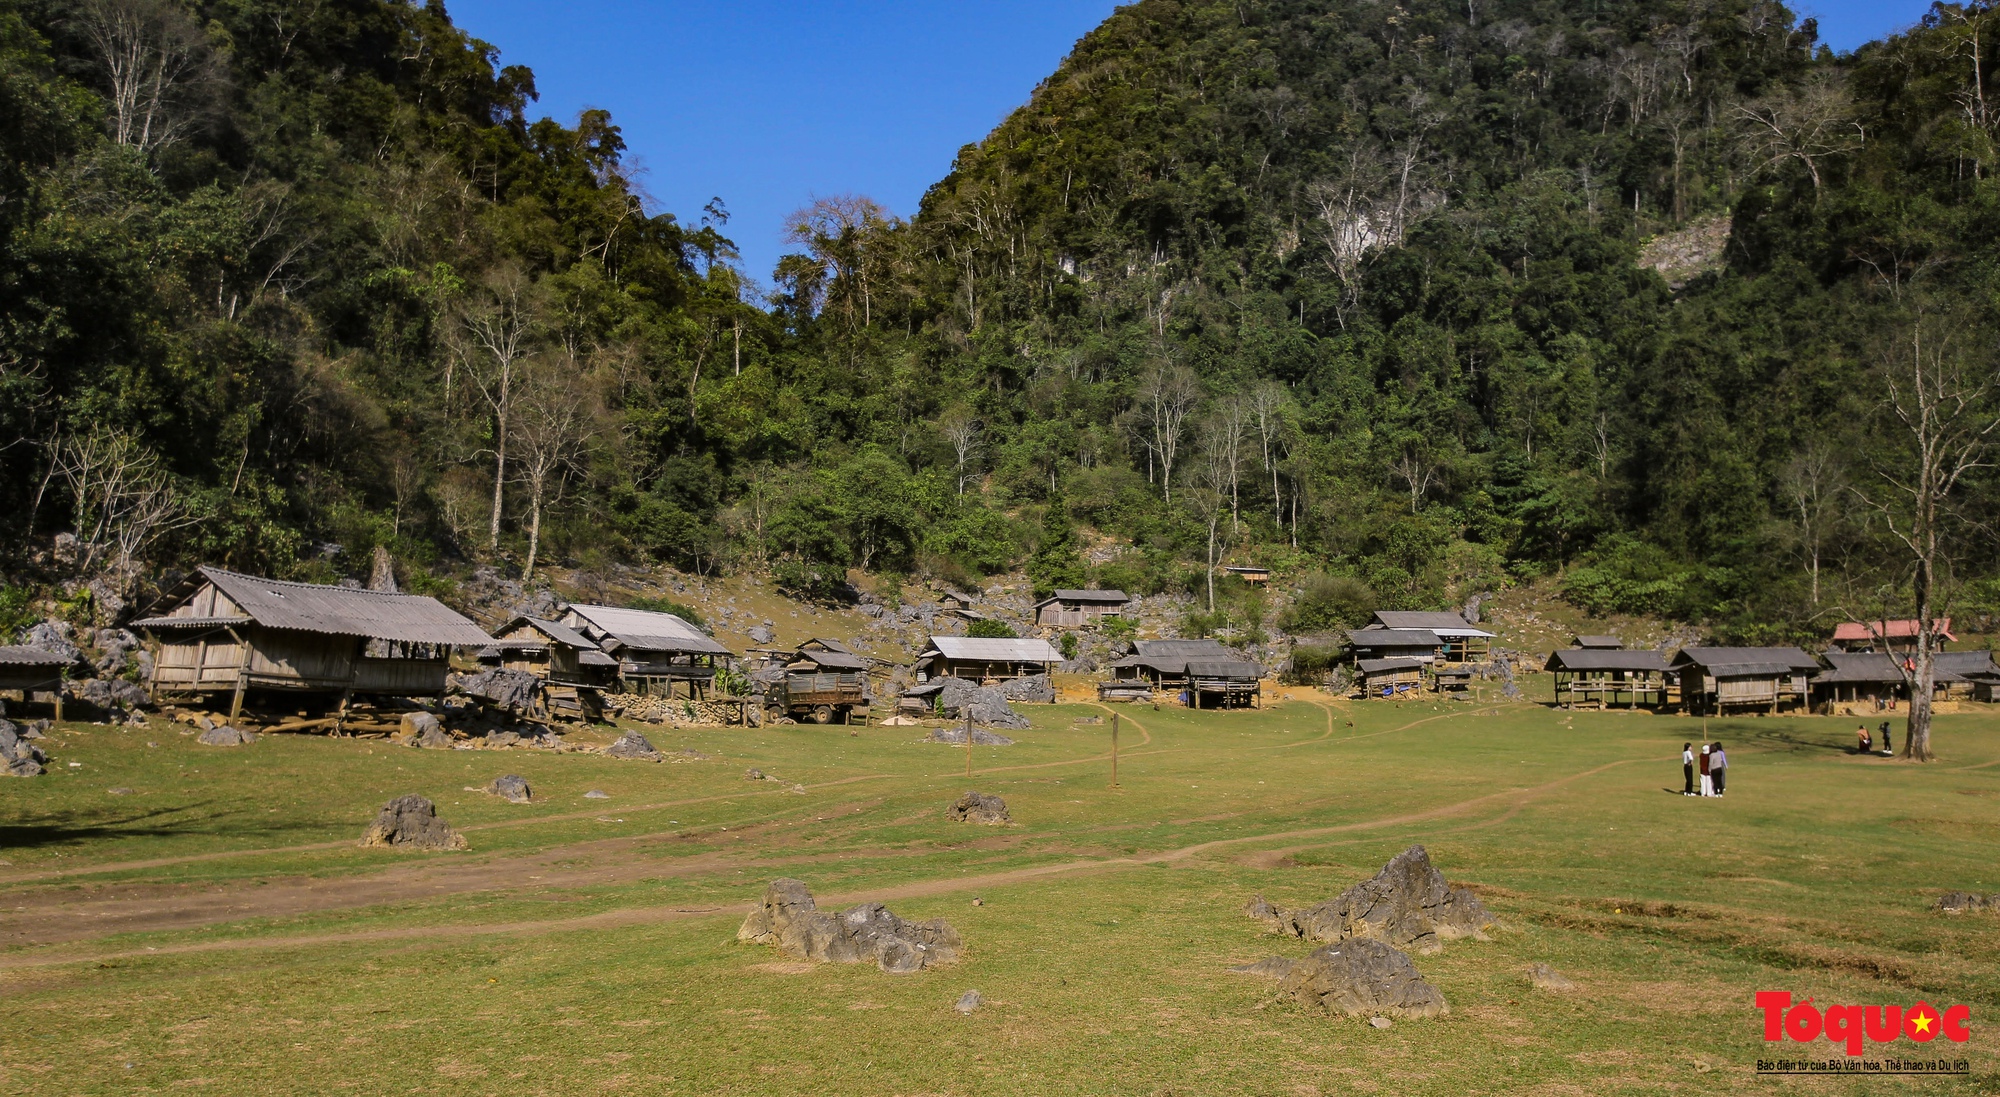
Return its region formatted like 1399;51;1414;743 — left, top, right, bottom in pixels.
202;565;434;600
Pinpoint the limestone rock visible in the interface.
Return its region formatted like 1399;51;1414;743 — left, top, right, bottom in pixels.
1247;845;1494;954
1936;891;1999;913
950;791;1010;825
487;775;532;803
20;621;81;663
484;729;521;748
197;725;256;746
1225;956;1297;979
605;730;663;761
955;990;983;1014
359;794;467;851
451;668;542;712
748;625;775;645
1276;938;1448;1019
0;719;48;776
1527;963;1577;992
926;725;1016;746
400;711;441;740
997;674;1055;704
738;878;961;974
584;790;609;799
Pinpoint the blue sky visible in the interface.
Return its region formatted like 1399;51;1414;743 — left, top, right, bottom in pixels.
450;0;1940;286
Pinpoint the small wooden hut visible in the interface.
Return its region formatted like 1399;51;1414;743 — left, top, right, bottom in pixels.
477;616;617;721
916;636;1060;683
1107;639;1241;693
1032;589;1129;628
1935;651;2000;701
559;604;735;699
0;646;73;719
1668;647;1818;715
1222;565;1271;585
1346;627;1442;664
1356;658;1424;697
1185;658;1263;708
132;566;494;716
1544;648;1671;709
1368;611;1495;662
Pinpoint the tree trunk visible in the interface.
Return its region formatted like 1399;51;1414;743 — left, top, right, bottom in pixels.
488;430;506;551
1206;514;1219;612
523;487;542;581
1905;555;1936;761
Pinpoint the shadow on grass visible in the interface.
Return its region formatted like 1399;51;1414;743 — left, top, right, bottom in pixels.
0;800;251;849
1726;724;1851;756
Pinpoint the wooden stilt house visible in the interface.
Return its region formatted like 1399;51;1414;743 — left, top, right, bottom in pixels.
916;636;1061;683
476;616;618;721
559;604;734;699
0;646;74;719
132;566;494;716
1668;647;1819;715
1032;589;1129;628
1543;648;1671;709
1368;611;1495;663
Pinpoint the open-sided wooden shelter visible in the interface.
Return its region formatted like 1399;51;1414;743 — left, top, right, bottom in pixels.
559;604;734;699
132;566;494;716
1668;647;1818;715
1184;658;1263;708
1368;611;1495;662
0;646;73;718
1544;648;1671;709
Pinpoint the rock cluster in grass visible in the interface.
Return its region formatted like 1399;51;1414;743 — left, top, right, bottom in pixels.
486;775;532;803
0;719;49;776
604;730;663;761
738;878;961;974
196;724;257;746
1527;963;1577;991
359;794;468;850
1232;938;1448;1020
925;678;1033;730
950;791;1010;825
1246;845;1494;954
927;725;1016;746
1937;891;1999;913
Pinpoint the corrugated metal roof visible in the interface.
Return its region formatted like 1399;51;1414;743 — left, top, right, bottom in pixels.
802;637;854;654
1349;628;1441;647
793;649;869;670
138;566;493;646
126;615;251;630
0;645;74;667
924;636;1062;663
1814;653;1904;684
579;649;619;667
565;604;733;657
1574;635;1624;649
1371;610;1498;636
512;615;599;651
1041;589;1129;604
1670;647;1819;676
1357;657;1424;673
1132;639;1235;658
1544;649;1669;673
1186;659;1261;679
1832;619;1954;643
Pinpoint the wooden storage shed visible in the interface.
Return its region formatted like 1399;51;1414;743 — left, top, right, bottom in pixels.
0;646;73;718
1184;659;1263;708
1668;647;1819;716
132;566;494;715
1356;657;1424;697
476;615;617;721
1107;639;1243;693
559;604;735;700
916;636;1061;683
1346;627;1442;664
1368;611;1495;663
1033;589;1129;628
1544;648;1671;709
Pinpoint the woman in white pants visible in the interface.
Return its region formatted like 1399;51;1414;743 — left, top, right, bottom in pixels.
1699;743;1714;797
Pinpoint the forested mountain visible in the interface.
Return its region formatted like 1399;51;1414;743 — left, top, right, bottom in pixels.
5;0;1999;643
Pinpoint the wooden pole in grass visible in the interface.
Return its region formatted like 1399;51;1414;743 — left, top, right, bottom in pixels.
965;710;973;778
1111;711;1120;788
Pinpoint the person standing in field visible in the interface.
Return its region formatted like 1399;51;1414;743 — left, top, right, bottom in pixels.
1857;724;1871;753
1879;721;1893;755
1683;742;1695;795
1710;742;1727;796
1699;743;1713;797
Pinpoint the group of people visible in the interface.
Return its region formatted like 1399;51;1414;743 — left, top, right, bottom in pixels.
1682;741;1727;796
1856;721;1896;755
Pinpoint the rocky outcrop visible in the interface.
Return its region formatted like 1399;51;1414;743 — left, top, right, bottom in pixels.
1246;845;1494;954
451;668;542;712
1527;963;1577;991
1274;938;1448;1019
196;724;256;746
604;730;663;761
738;878;961;974
486;775;532;803
950;791;1010;824
0;720;48;776
1937;891;1999;913
926;726;1015;746
359;795;468;850
926;678;1031;730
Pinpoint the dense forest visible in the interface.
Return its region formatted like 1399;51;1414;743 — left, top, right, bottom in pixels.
4;0;1999;645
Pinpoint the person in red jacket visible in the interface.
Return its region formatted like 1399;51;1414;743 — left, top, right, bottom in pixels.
1698;743;1713;797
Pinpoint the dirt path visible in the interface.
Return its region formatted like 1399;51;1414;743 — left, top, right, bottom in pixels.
0;747;1645;974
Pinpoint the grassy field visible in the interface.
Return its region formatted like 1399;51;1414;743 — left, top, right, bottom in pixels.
2;696;1998;1095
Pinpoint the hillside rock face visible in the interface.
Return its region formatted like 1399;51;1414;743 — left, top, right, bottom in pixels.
1247;845;1493;954
950;791;1010;824
1276;938;1449;1019
359;795;467;850
0;720;48;776
738;878;961;974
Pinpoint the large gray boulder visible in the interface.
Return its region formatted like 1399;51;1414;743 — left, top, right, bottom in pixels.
451;668;541;712
0;720;48;777
359;795;467;851
1247;845;1494;954
1275;938;1448;1019
91;628;141;676
930;678;1031;730
197;724;256;746
605;730;663;761
738;878;961;974
998;674;1055;703
486;775;532;803
68;676;149;713
950;791;1010;825
20;621;80;663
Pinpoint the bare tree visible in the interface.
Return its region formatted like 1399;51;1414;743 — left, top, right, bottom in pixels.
1390;446;1440;513
939;406;982;496
1780;445;1846;606
72;0;219;156
1735;71;1863;196
1211;397;1249;534
1138;365;1201;503
49;427;195;585
512;365;597;581
1249;382;1293;524
1305;136;1443;328
1188;426;1235;613
1853;319;2000;762
455;269;538;551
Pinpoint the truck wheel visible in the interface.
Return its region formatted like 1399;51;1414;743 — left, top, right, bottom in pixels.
765;705;785;724
812;705;834;725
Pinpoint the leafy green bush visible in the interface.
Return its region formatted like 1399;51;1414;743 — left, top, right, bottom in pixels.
0;586;38;641
629;595;705;628
1058;632;1079;659
967;618;1018;639
1181;610;1227;639
1278;574;1375;636
1560;537;1714;620
1285;644;1345;685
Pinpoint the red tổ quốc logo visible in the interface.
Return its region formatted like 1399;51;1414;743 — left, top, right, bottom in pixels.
1759;992;1971;1056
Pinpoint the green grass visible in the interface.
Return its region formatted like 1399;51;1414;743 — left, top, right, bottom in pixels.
3;699;1999;1095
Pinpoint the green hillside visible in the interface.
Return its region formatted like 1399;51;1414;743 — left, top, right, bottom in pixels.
4;0;1998;639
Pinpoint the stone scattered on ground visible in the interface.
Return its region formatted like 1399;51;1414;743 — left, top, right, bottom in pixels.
955;990;983;1014
950;791;1010;825
738;878;962;974
926;726;1016;746
1246;845;1495;954
197;724;256;747
1527;963;1577;991
486;775;532;803
359;794;467;851
584;790;609;799
107;787;135;795
748;625;774;645
1272;938;1449;1020
67;676;150;717
1225;956;1298;979
485;729;521;748
0;720;48;777
604;730;663;761
1369;1016;1394;1029
1937;891;1999;913
746;767;775;781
